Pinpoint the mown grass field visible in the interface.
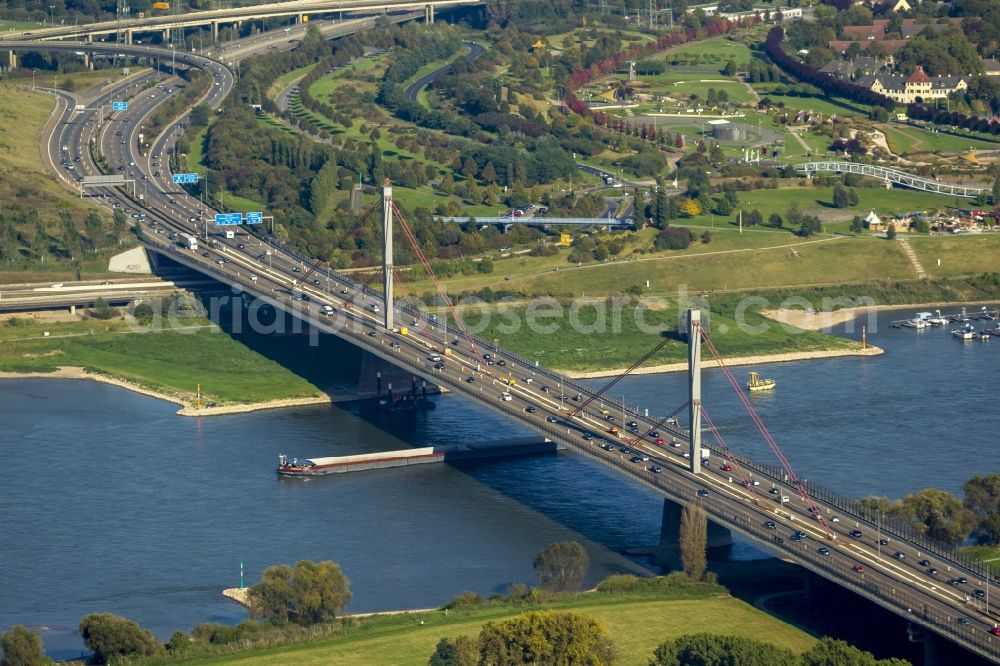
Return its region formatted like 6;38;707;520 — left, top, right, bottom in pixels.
0;315;325;404
158;593;816;665
906;234;1000;278
882;124;1000;155
267;63;316;100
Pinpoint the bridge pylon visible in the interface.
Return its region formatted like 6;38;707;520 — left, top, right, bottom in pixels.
382;180;394;331
688;308;702;475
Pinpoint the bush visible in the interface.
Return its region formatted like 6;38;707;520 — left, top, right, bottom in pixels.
655;226;693;251
1;625;50;666
443;591;486;610
78;613;160;664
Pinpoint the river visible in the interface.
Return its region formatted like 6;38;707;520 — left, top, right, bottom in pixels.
1;308;997;658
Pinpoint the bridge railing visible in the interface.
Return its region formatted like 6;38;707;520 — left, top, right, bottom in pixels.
191;231;997;584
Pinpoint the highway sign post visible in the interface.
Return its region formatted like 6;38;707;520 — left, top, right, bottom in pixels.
112;101;128;111
245;211;263;225
172;172;200;184
214;213;243;225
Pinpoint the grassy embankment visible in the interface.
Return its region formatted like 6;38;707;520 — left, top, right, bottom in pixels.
0;314;326;405
140;585;816;665
0;75;136;282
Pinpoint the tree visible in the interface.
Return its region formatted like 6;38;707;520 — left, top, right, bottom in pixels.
78;613;160;664
533;541;589;593
429;635;478;666
768;213;784;229
964;474;1000;544
653;185;669;228
786;201;802;228
832;185;850;209
848;188;860;207
92;297;116;321
680;198;702;218
747;209;763;226
892;488;976;546
722;59;737;77
798;215;822;237
714;197;732;216
886;224;897;240
478;611;613;665
1;625;50;666
650;633;797;666
248;560;352;625
656;226;693;251
680;500;707;581
800;636;912;666
993;175;1000;209
850;216;864;234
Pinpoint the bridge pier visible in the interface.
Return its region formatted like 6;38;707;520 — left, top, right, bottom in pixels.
425;4;435;23
211;20;219;42
655;497;732;567
687;308;702;475
125;29;134;44
382;182;394;331
163;28;170;42
6;50;16;71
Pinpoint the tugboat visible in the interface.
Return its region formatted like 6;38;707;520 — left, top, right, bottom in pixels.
747;371;776;392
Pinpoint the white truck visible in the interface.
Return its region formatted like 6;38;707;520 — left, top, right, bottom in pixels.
700;447;710;462
180;233;198;250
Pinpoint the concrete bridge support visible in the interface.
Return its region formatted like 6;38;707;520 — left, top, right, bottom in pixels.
425;4;435;23
382;183;394;331
163;28;170;42
6;50;16;71
654;497;733;568
211;20;219;42
357;351;425;396
688;308;702;475
125;29;134;44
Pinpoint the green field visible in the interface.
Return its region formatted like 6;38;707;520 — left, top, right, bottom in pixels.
158;592;815;665
0;315;326;405
907;234;1000;278
882;124;1000;155
0;19;41;31
267;63;316;100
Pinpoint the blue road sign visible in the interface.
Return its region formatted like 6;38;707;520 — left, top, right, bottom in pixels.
112;101;128;111
245;211;263;225
214;213;243;225
171;172;199;184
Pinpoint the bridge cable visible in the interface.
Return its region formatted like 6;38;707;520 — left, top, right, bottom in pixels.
285;201;382;289
699;328;835;539
699;405;761;506
389;200;492;374
624;400;689;449
568;336;670;418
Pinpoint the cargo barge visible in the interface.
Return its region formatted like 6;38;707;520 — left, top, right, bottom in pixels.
277;437;558;476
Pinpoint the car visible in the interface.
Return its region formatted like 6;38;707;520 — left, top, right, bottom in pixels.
769;487;781;495
340;288;349;294
974;589;986;599
697;489;708;497
541;385;549;393
292;267;300;272
605;415;615;422
853;564;865;573
959;577;968;584
990;626;1000;637
522;376;532;383
894;551;905;560
630;456;643;463
627;421;638;429
50;283;64;288
830;516;840;523
790;532;803;542
428;354;442;362
879;538;889;546
497;359;506;366
433;362;445;370
619;446;632;454
654;438;664;446
721;463;732;472
312;279;321;285
957;617;969;625
546;415;559;423
465;376;475;383
849;530;863;539
650;431;660;439
582;433;593;441
500;392;512;401
238;244;246;250
927;567;938;576
368;331;378;338
101;281;113;285
601;443;614;451
818;547;830;556
202;252;210;258
216;259;225;265
650;465;662;473
919;559;931;567
764;521;777;530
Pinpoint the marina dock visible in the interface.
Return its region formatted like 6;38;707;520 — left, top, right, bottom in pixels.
277;437;559;476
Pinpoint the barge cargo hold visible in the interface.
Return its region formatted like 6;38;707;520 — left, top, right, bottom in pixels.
277;437;558;476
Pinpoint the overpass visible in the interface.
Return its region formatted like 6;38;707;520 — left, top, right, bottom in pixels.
6;0;480;44
36;26;1000;664
795;161;991;199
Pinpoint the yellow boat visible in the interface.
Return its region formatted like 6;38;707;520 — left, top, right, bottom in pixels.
747;371;776;392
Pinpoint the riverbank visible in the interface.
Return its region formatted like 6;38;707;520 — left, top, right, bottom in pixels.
761;299;1000;332
0;367;333;416
561;346;884;379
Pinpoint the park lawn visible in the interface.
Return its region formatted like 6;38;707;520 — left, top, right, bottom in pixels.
906;234;1000;278
308;57;384;102
166;596;815;665
0;19;42;30
883;124;1000;154
257;112;297;136
664;36;753;66
751;90;869;118
963;545;1000;574
665;80;755;105
267;63;316;100
506;235;912;301
460;297;858;372
0;316;324;404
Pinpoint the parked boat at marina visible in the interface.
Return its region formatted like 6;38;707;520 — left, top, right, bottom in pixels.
952;323;976;340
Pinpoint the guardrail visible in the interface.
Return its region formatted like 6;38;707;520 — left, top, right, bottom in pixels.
794;161;989;199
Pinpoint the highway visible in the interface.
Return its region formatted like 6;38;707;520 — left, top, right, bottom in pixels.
24;18;1000;664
